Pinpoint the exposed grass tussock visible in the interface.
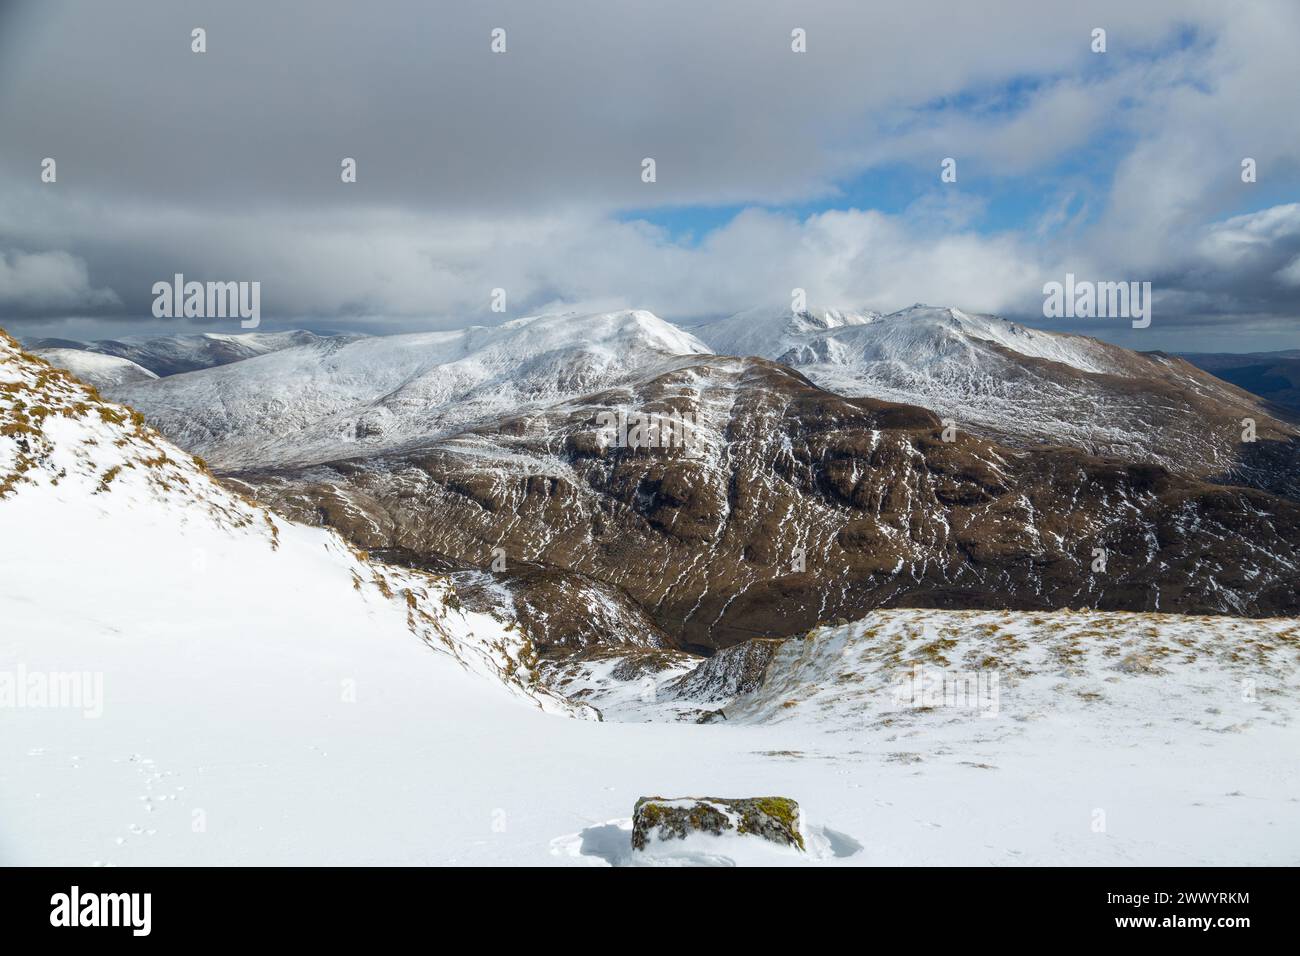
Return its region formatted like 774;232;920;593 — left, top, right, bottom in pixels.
96;465;122;492
916;636;957;666
264;514;280;550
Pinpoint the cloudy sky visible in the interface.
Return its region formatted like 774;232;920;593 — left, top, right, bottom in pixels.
1;0;1298;351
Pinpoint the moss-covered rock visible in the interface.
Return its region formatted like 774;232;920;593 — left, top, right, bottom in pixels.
631;795;804;851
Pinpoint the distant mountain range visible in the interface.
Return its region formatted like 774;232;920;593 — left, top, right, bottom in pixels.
40;306;1299;497
1180;349;1300;416
91;312;706;470
29;330;361;380
29;305;1300;652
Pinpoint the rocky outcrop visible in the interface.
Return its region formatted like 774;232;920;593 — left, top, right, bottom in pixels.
665;638;783;702
631;796;805;851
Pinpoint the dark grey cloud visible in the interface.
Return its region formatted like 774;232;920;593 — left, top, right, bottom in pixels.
0;0;1179;211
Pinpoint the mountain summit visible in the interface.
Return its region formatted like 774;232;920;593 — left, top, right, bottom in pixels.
700;304;1300;498
113;309;711;469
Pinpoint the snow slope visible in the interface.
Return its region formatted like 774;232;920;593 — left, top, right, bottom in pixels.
779;304;1122;374
112;310;711;469
693;303;1127;372
31;348;158;389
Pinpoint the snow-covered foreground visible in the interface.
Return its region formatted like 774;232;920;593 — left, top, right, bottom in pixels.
4;332;1299;866
545;609;1300;865
9;533;1299;867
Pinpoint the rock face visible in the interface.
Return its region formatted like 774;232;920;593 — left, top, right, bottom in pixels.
631;796;805;851
664;638;783;702
245;354;1300;651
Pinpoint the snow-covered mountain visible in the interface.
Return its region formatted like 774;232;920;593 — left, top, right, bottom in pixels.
111;310;711;469
775;304;1124;373
33;304;1300;649
30;347;158;389
27;329;358;377
690;304;879;359
39;305;1298;495
710;304;1300;496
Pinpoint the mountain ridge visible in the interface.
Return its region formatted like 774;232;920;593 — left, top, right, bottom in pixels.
66;303;1300;500
110;309;711;469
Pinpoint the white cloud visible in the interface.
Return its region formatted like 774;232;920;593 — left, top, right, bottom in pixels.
39;198;1056;324
1276;255;1300;288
